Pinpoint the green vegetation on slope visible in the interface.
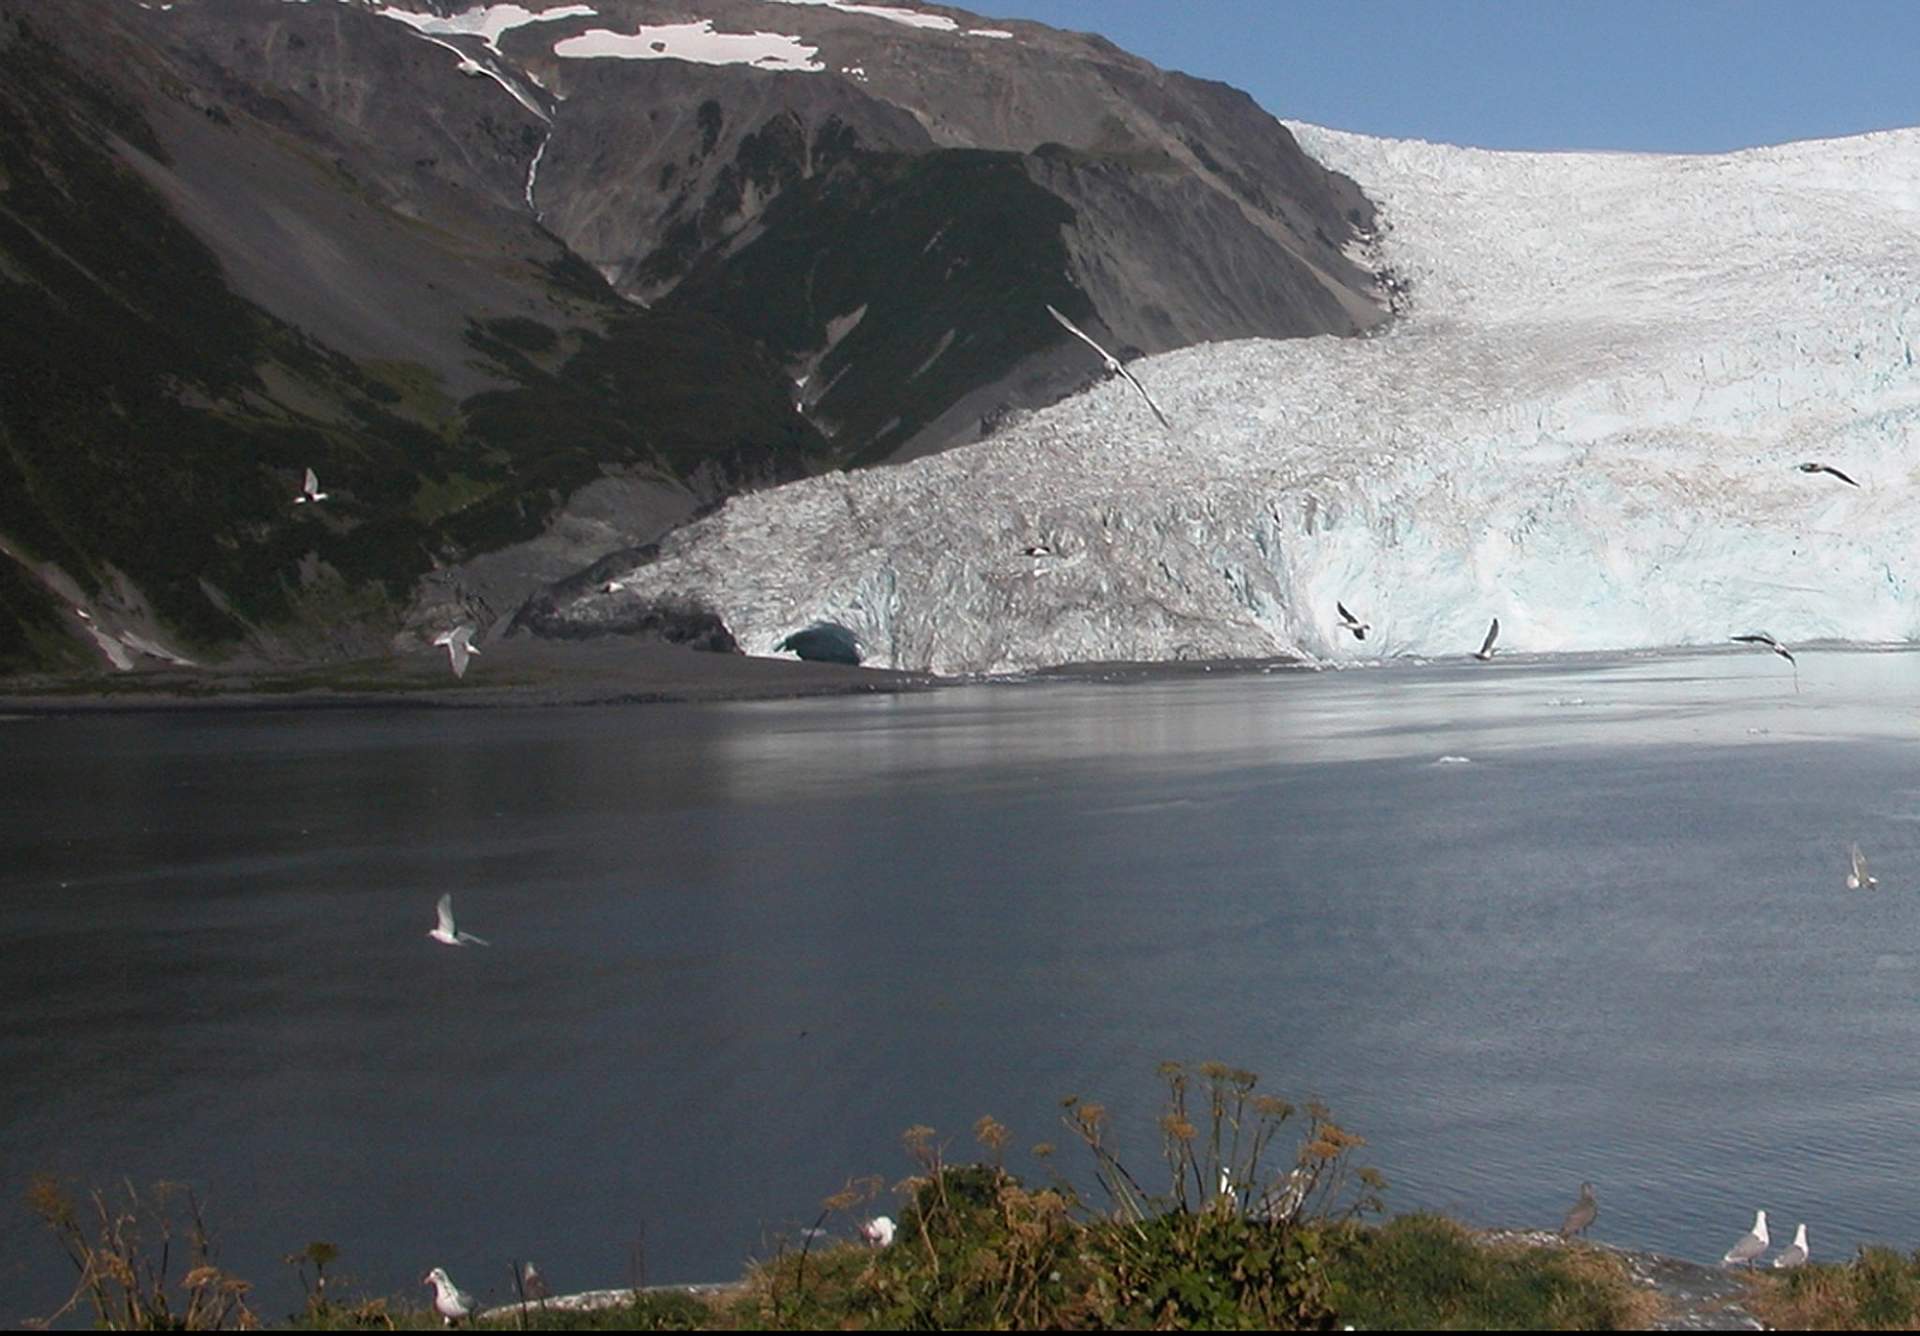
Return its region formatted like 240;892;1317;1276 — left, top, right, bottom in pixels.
0;16;835;671
27;1063;1656;1331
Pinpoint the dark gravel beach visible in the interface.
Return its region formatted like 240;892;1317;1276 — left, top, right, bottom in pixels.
0;639;942;713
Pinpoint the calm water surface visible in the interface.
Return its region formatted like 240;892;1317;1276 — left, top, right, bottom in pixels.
5;648;1920;1316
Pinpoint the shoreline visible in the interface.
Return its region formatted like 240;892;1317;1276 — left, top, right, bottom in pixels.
0;642;1317;716
0;639;945;715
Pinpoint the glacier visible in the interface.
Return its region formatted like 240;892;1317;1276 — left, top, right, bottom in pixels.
580;123;1920;674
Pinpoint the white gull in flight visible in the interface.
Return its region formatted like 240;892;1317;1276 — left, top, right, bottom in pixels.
1472;617;1500;661
1045;303;1172;430
1847;842;1878;890
294;467;328;505
433;624;482;678
1797;461;1860;487
429;893;489;947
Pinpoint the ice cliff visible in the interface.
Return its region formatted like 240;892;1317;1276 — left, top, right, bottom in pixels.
582;123;1920;672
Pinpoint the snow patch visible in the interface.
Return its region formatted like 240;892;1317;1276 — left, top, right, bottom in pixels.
554;20;823;70
372;3;597;51
765;0;957;31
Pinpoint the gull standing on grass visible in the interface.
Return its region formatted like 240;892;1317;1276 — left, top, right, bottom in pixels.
1772;1223;1810;1268
1848;842;1878;890
433;624;482;678
1721;1209;1769;1267
294;467;328;504
519;1261;552;1301
428;893;489;947
423;1267;478;1325
1559;1182;1597;1239
1045;303;1172;430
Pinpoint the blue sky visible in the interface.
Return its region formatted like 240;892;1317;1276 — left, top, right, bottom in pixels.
975;1;1920;153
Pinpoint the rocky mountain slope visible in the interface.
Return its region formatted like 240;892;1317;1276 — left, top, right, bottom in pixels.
0;0;1386;676
560;123;1920;670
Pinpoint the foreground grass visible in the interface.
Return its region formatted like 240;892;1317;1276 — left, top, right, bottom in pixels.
1748;1245;1920;1329
29;1064;1658;1331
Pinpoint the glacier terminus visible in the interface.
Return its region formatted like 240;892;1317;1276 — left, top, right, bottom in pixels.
583;123;1920;674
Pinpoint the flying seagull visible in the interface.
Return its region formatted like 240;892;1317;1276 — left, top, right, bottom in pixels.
1731;631;1799;691
1771;1222;1809;1269
433;624;482;678
1473;617;1500;661
294;467;328;504
1721;1209;1769;1267
1848;841;1878;890
423;1267;479;1326
1045;303;1172;430
857;1215;896;1247
429;893;489;947
1559;1181;1597;1239
1336;601;1371;641
1797;462;1860;487
1731;631;1795;665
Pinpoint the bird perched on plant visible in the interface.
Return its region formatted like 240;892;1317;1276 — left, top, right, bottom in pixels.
423;1267;479;1326
1559;1182;1597;1239
520;1261;551;1301
1721;1209;1769;1267
1255;1167;1310;1224
857;1216;896;1247
1797;461;1860;487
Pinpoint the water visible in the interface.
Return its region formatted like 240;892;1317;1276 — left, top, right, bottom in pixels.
4;647;1920;1318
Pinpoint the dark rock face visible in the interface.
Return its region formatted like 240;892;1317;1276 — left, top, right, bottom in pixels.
0;0;828;670
521;1;1387;463
0;0;1387;670
512;572;741;654
775;623;862;665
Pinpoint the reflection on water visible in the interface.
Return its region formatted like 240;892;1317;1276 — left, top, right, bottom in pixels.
4;647;1920;1315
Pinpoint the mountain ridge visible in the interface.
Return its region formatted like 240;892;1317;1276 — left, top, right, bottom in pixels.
0;0;1388;675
